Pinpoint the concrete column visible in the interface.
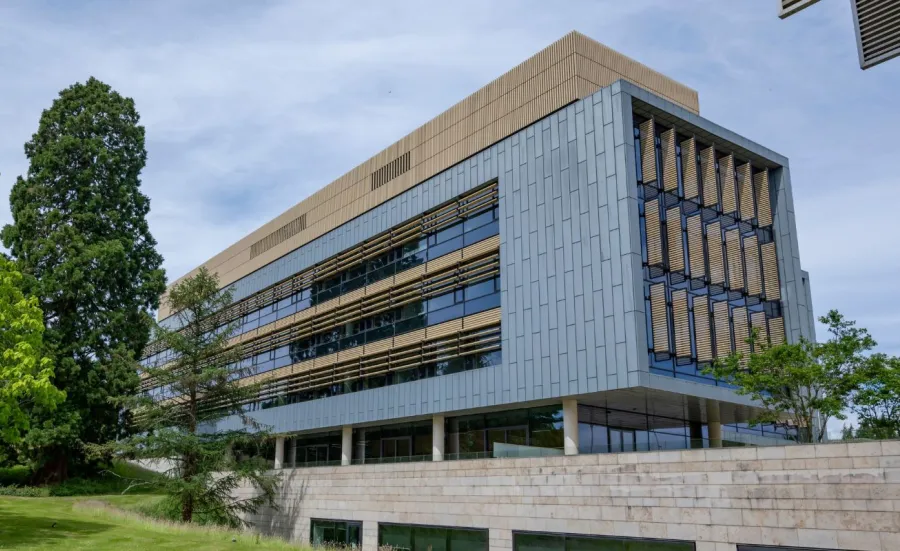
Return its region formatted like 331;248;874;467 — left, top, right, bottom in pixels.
707;399;722;448
274;436;285;469
341;426;353;466
562;398;579;455
432;415;445;461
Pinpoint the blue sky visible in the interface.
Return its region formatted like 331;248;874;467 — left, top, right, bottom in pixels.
1;1;898;417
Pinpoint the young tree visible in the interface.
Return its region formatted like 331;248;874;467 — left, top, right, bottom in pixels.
0;256;65;445
851;354;900;439
703;310;875;443
2;78;166;480
97;268;278;525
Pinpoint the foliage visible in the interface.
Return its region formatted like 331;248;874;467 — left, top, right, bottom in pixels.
703;310;875;443
0;465;32;486
0;496;309;550
0;257;65;446
0;484;49;497
1;77;166;481
94;268;278;526
850;354;900;439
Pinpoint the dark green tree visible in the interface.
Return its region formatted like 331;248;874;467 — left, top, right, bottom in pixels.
95;268;278;525
852;354;900;439
703;310;875;443
2;78;166;481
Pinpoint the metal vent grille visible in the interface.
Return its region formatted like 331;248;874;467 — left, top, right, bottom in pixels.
852;0;900;69
371;152;410;191
250;213;307;259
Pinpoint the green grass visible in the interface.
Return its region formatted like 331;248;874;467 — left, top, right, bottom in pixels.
0;495;308;550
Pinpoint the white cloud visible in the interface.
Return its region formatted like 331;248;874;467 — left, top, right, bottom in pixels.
1;0;899;357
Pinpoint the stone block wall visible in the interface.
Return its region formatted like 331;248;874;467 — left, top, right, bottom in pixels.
239;441;900;551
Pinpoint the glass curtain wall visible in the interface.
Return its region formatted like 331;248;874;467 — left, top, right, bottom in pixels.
514;531;694;551
379;523;488;551
310;519;362;548
352;421;432;464
445;405;564;459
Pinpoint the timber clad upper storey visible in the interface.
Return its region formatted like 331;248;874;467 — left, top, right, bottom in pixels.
157;31;699;319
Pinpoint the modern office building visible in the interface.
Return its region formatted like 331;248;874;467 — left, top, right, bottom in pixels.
142;32;830;550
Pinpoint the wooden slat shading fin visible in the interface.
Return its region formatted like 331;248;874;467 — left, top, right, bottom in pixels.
650;283;670;353
720;154;737;215
645;200;664;266
751;311;769;348
707;221;725;285
672;289;691;358
700;146;718;207
744;234;762;296
737;162;755;221
725;229;744;291
640;119;657;184
713;300;732;358
694;297;713;362
769;316;786;345
762;242;781;300
681;137;698;200
687;215;705;279
733;306;751;361
754;170;773;227
661;128;678;192
666;206;685;272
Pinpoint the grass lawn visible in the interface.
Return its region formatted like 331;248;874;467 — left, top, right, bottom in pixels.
0;495;306;550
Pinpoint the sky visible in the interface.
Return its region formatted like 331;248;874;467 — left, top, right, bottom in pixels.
1;1;898;434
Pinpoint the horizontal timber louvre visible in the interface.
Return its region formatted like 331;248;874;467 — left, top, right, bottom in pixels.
144;180;500;358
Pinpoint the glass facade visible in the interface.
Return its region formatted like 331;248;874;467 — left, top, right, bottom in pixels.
634;118;786;387
737;547;837;551
310;519;361;548
288;431;343;467
379;523;488;551
446;405;564;459
515;531;693;551
353;421;433;464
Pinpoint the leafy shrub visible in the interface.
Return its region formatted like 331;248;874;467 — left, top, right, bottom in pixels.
0;485;49;497
136;494;239;527
0;465;32;486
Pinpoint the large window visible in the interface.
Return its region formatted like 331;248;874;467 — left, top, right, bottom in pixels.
288;431;343;467
514;531;693;551
311;519;361;548
379;523;487;551
353;421;432;464
445;405;564;459
737;547;838;551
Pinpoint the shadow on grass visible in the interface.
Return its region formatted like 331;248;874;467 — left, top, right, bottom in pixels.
0;506;113;548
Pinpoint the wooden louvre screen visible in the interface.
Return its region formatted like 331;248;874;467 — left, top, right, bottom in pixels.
744;235;762;296
694;297;713;362
666;206;685;272
733;306;751;360
700;146;718;207
761;242;781;300
661;128;678;192
720;154;737;215
650;283;670;353
645;200;664;266
686;215;705;279
640;119;657;184
672;289;691;358
754;170;773;227
751;311;769;347
769;316;786;345
737;163;755;221
680;137;698;200
706;221;725;285
725;229;744;291
713;300;732;358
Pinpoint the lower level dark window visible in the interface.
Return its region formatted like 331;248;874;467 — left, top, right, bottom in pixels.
379;523;487;551
737;547;838;551
514;531;694;551
311;519;361;548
